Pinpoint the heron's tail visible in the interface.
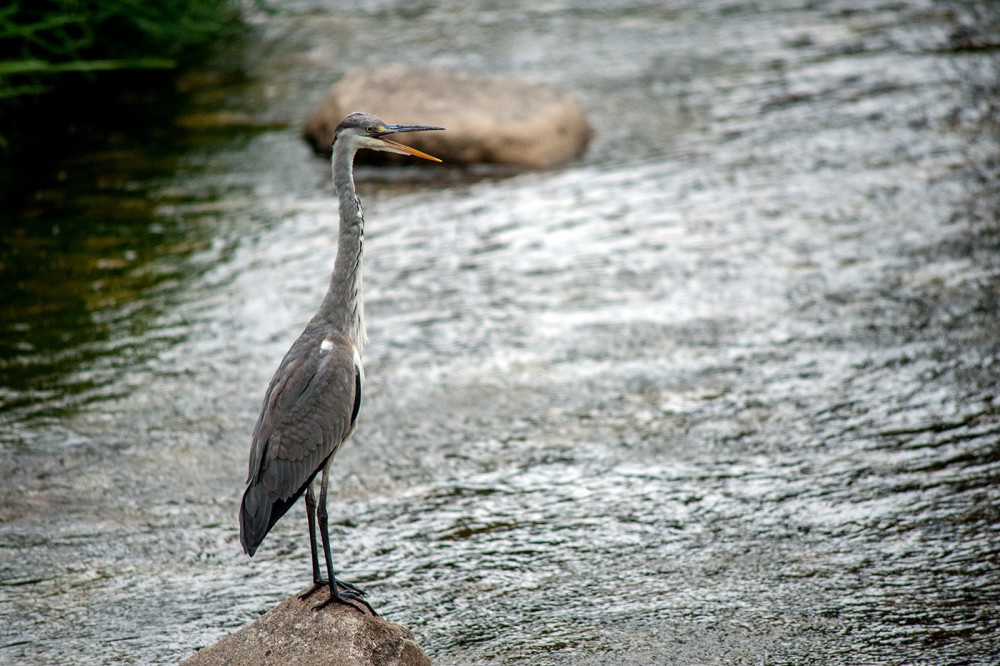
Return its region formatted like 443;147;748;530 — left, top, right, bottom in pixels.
239;482;271;557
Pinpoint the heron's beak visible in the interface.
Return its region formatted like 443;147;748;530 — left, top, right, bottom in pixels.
378;124;445;163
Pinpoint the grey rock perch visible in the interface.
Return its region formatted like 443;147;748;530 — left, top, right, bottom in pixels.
304;65;593;168
181;587;431;666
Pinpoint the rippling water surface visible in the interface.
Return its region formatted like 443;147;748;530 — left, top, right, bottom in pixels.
2;1;999;664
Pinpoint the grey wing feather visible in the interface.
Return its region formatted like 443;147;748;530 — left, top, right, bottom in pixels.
240;331;360;555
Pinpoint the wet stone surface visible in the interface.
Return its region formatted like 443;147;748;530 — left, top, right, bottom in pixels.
2;1;999;664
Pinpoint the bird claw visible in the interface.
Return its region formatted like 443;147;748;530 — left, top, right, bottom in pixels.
336;579;368;597
313;585;377;616
299;582;326;600
300;578;367;600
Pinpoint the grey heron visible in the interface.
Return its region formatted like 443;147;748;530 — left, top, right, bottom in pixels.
239;112;444;614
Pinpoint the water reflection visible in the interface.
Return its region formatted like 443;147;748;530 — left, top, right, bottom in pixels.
3;211;188;405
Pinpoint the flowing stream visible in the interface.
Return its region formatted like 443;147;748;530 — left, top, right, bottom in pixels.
2;1;999;664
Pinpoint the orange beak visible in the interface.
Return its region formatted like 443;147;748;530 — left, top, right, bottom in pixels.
378;136;442;163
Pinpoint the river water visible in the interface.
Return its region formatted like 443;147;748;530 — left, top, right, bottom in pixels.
2;1;999;664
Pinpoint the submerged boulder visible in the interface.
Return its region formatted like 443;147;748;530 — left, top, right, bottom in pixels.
181;587;431;666
303;66;593;168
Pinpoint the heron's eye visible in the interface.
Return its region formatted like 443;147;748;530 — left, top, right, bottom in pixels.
365;127;374;134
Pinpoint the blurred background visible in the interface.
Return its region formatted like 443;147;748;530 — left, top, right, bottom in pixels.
2;1;999;664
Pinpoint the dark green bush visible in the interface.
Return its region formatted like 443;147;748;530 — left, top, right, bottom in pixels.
0;0;237;100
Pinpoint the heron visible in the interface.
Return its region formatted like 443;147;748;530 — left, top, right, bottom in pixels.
239;112;444;614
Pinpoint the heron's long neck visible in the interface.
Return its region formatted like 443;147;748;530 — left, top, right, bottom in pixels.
321;143;367;352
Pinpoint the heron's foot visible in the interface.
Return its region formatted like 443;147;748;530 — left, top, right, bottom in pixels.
299;581;327;600
336;578;367;597
313;584;377;616
300;578;367;600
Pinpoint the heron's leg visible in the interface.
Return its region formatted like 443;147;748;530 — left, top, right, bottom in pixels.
314;465;376;615
313;472;367;597
298;484;327;600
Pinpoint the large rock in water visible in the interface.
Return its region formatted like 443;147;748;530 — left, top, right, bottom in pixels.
181;588;431;666
303;66;593;168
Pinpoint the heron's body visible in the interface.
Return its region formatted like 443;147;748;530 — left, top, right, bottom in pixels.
239;327;362;555
239;112;442;613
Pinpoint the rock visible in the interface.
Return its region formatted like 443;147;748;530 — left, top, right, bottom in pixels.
181;587;431;666
303;66;593;168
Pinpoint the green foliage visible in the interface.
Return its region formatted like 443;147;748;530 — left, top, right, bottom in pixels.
0;0;237;101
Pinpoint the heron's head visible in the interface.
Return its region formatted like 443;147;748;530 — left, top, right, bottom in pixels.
333;111;444;162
